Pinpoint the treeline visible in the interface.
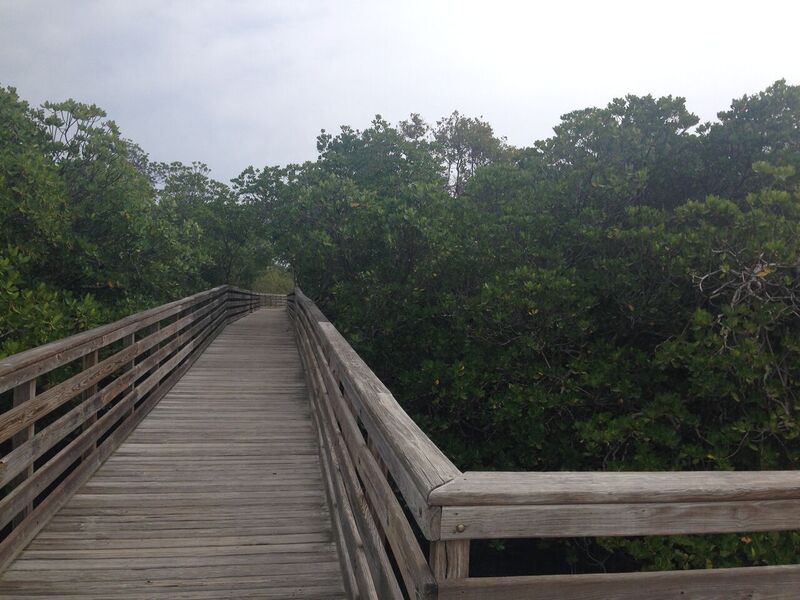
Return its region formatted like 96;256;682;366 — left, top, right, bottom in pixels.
246;81;800;571
0;87;282;357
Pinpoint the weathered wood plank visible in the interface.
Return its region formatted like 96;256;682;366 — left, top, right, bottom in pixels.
0;305;228;555
10;380;35;525
0;286;227;394
292;290;460;540
436;565;800;600
301;323;402;599
80;349;99;460
282;318;358;600
296;313;381;600
0;296;227;446
295;305;436;598
0;307;228;489
438;499;800;540
430;540;470;580
0;308;346;598
430;471;800;506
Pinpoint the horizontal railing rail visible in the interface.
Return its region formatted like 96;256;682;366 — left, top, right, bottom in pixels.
289;288;800;599
289;289;457;599
0;285;280;572
429;470;800;538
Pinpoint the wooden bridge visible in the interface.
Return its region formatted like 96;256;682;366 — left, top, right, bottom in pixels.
0;286;799;599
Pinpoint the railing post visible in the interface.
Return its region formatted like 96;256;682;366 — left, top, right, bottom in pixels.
123;333;135;417
80;350;99;460
11;379;36;526
429;540;470;581
367;436;389;544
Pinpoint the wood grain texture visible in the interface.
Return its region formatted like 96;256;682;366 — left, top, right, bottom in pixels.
0;295;226;446
0;307;229;572
439;499;800;539
298;310;390;600
294;293;437;598
0;308;346;599
4;284;799;598
430;471;800;506
0;286;228;394
10;380;35;525
292;289;460;540
430;540;470;580
436;565;800;600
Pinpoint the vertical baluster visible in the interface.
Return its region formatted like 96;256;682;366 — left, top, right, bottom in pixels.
429;540;470;580
11;379;36;526
123;332;136;418
81;350;99;460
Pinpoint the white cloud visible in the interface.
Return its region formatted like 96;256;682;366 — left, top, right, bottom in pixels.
1;0;798;181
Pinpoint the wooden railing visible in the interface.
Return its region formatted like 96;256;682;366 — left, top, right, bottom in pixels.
260;292;288;307
290;289;457;600
0;285;276;571
289;289;800;599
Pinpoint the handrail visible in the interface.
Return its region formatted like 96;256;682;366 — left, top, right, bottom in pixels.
428;471;800;505
0;285;279;572
429;470;800;540
289;288;800;599
0;286;227;394
291;289;460;535
289;289;450;599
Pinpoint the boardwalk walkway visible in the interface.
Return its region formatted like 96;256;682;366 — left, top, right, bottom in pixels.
0;309;345;599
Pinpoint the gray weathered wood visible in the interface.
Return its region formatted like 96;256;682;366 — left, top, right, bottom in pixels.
299;347;358;599
295;304;436;598
438;499;800;540
0;302;227;489
0;306;228;572
430;471;800;506
0;307;229;532
0;308;346;598
296;310;383;599
10;380;36;525
0;295;226;445
292;289;460;540
80;349;99;460
436;564;800;600
306;330;404;598
0;286;228;394
5;284;800;599
430;540;470;580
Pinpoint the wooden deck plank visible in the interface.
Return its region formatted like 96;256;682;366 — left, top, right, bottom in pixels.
0;309;346;598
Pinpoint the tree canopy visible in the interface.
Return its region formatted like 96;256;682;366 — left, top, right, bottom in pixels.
244;80;800;572
0;86;277;357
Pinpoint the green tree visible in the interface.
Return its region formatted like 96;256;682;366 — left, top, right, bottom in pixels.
260;81;800;573
434;110;508;195
700;79;800;198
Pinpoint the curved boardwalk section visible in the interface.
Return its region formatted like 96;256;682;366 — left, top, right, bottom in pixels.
0;309;345;599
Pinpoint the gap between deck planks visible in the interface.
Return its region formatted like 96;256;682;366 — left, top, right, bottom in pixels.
0;309;347;599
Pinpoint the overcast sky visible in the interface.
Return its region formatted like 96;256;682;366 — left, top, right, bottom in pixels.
1;0;798;182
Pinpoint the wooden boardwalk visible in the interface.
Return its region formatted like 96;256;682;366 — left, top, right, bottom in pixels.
0;309;346;599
